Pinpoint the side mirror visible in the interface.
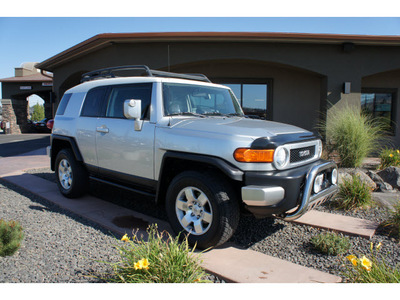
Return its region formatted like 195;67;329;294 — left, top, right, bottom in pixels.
124;99;143;131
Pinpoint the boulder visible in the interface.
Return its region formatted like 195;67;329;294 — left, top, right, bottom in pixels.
338;168;377;190
367;170;395;193
377;167;400;190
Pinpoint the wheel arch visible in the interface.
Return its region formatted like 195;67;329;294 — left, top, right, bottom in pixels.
50;135;84;171
155;151;244;204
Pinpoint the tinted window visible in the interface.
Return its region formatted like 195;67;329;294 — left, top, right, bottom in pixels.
81;87;107;117
105;83;152;119
56;93;72;115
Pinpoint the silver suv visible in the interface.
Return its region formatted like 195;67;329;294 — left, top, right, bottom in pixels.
49;65;338;248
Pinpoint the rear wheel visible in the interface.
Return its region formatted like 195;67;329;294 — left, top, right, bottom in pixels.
55;149;88;198
165;171;239;249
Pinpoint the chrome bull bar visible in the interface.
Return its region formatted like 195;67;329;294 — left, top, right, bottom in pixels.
283;161;338;221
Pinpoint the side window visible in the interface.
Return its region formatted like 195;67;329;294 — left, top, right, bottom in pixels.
81;87;107;117
105;83;152;119
56;93;72;116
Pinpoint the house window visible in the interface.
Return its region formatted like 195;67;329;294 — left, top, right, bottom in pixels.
215;79;272;120
361;88;396;132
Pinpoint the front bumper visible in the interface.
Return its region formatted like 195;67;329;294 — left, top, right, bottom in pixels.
241;159;338;220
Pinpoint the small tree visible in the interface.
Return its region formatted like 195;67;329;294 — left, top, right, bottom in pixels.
31;103;45;122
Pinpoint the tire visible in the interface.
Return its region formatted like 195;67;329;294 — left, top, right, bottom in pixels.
165;171;240;249
55;149;88;198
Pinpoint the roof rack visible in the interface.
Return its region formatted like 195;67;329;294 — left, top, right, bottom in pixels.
81;65;211;83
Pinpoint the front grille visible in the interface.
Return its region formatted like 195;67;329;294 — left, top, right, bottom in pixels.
290;145;315;163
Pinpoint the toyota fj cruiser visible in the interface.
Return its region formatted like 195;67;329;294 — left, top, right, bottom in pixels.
49;65;338;248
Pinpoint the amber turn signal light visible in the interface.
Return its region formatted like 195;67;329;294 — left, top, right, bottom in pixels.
234;148;274;163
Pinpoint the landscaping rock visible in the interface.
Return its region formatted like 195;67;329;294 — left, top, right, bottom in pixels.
372;192;400;212
338;168;377;190
377;166;400;190
367;170;395;193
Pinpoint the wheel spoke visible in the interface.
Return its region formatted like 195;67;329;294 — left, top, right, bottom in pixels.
180;212;192;228
184;188;196;203
197;193;208;207
193;219;204;234
176;199;187;211
202;212;212;224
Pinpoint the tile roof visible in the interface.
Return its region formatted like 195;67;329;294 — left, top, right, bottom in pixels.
0;73;53;83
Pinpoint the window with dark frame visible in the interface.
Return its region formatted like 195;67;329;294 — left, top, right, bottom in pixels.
105;83;152;120
361;88;397;133
214;79;272;120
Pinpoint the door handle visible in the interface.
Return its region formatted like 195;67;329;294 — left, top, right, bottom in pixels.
96;126;109;133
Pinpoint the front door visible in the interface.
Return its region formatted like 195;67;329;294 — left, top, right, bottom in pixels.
95;83;154;181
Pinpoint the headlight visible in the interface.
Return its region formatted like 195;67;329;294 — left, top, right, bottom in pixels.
313;174;324;194
274;146;289;169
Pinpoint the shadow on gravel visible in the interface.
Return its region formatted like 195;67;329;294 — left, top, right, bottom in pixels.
229;216;285;248
18;170;290;250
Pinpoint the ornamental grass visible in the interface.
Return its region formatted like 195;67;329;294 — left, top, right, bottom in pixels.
334;174;372;211
102;224;209;283
344;242;400;283
320;104;387;168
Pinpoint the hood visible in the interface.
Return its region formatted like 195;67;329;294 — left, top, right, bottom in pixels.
167;116;309;139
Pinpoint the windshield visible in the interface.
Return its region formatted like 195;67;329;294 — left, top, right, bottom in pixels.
163;83;244;117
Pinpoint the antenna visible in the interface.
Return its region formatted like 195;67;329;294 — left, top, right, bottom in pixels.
167;45;170;72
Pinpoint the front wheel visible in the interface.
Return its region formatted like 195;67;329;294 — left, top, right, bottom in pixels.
165;171;239;249
55;149;88;198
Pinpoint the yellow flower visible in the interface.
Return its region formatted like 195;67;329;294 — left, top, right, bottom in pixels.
389;154;394;158
397;150;399;154
134;258;150;270
361;256;372;272
347;255;358;266
141;258;150;270
121;234;130;242
370;242;374;252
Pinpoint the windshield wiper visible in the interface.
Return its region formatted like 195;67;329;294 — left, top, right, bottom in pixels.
169;112;206;118
203;112;244;117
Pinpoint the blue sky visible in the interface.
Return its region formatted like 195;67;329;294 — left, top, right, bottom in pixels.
1;15;400;105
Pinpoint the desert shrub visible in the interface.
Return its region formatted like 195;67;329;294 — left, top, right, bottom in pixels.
381;202;400;239
102;224;209;283
310;232;351;256
321;105;387;168
344;242;400;283
0;219;24;257
334;174;372;210
379;148;400;169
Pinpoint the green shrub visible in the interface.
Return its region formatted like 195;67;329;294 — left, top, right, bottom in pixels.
344;242;400;283
321;105;387;168
381;202;400;239
334;174;372;210
379;148;400;169
310;232;351;256
103;224;209;283
0;219;24;257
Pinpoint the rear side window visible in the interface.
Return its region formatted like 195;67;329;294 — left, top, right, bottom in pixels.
56;93;72;115
81;87;108;117
105;83;152;119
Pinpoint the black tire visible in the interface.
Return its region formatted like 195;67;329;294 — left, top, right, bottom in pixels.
165;171;240;249
55;149;88;198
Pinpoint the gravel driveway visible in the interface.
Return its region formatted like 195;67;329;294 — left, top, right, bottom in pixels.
2;168;400;282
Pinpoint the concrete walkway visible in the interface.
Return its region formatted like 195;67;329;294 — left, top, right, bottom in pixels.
0;148;355;283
